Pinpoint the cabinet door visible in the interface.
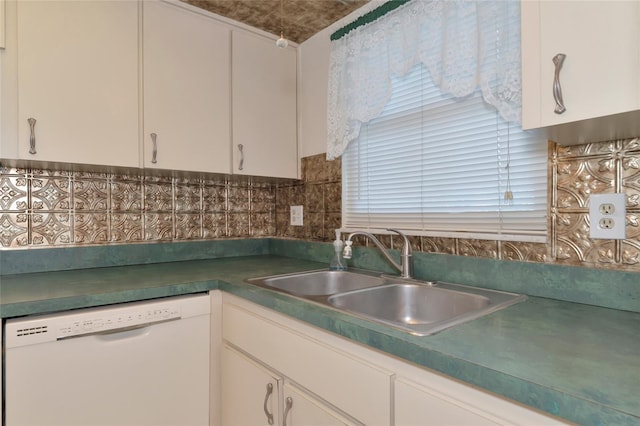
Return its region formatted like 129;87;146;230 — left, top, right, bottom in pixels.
283;382;357;426
143;1;231;173
232;31;298;179
395;377;499;426
522;1;640;129
222;344;282;426
16;1;139;167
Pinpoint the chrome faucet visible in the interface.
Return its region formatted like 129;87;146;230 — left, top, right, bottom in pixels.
342;229;413;279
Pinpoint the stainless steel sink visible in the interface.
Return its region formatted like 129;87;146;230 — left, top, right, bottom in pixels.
328;282;526;335
246;270;385;296
246;270;526;336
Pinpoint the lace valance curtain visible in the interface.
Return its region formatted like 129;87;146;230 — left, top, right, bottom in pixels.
326;0;522;160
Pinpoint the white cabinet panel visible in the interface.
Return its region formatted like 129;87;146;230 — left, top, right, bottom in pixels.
222;344;282;426
143;1;231;173
283;382;355;426
395;377;499;426
521;0;640;144
15;1;139;167
232;31;298;179
222;298;392;425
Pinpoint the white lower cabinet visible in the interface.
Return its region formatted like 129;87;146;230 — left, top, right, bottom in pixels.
221;294;568;426
222;344;353;426
222;344;283;426
222;295;391;425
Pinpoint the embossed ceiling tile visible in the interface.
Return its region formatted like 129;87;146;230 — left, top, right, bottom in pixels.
182;0;369;44
73;178;109;211
556;157;615;210
621;151;640;210
175;183;202;212
326;156;342;182
501;241;549;263
203;184;227;212
228;212;250;237
175;213;202;239
556;141;617;159
144;182;173;212
30;176;71;211
144;213;173;241
250;212;275;236
73;212;109;244
0;175;28;211
622;137;640;152
0;213;29;247
421;236;456;255
203;212;227;238
31;212;72;246
111;180;143;212
110;212;143;242
621;240;640;267
458;239;498;259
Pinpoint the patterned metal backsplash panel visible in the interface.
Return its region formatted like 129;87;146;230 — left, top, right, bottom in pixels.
2;138;640;272
0;167;276;247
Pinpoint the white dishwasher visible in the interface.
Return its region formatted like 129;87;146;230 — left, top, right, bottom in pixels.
4;293;211;426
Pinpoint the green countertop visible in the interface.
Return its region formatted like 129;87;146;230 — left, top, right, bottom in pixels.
1;255;638;425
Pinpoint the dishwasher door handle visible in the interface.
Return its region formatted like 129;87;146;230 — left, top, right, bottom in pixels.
56;317;181;341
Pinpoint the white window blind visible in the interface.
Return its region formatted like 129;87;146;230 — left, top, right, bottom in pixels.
342;63;548;242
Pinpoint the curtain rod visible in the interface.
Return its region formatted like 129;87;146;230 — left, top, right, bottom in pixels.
330;0;413;41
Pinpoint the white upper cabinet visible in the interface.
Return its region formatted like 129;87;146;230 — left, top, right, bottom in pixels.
143;1;231;173
232;30;298;179
521;0;640;144
9;1;139;167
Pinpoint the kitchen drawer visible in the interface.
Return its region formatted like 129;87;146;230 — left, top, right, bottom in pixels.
222;296;392;425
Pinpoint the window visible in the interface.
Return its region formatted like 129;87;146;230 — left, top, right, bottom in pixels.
342;63;548;242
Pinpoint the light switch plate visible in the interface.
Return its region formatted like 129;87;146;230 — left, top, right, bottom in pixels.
589;193;626;239
290;205;303;226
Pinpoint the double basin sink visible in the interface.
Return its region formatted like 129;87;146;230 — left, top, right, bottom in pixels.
246;270;526;336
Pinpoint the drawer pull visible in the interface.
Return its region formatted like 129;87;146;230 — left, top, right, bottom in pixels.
283;396;293;426
263;383;274;425
552;53;566;114
150;133;158;164
237;143;244;171
28;118;37;154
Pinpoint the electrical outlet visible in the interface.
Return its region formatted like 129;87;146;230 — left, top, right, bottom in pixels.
589;193;626;239
290;205;303;226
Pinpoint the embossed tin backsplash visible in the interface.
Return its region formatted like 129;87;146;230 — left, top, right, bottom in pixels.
2;138;640;272
0;170;276;247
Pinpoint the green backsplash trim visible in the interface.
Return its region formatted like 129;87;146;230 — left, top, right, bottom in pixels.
269;238;640;313
330;0;412;41
0;239;270;275
2;238;638;313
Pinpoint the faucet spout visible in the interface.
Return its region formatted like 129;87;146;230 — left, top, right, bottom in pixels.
343;229;413;279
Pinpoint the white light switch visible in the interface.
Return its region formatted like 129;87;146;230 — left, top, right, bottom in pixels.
290;205;303;226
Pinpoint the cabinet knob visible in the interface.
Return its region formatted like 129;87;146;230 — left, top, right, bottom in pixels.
150;133;158;164
237;143;244;171
263;382;274;425
27;118;37;154
283;396;293;426
552;53;567;114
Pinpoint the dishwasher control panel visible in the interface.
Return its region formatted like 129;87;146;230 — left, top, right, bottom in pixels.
5;294;210;348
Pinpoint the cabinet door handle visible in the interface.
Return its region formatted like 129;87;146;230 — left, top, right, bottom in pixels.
28;118;37;154
552;53;567;114
237;143;244;171
283;396;293;426
150;133;158;164
263;383;274;425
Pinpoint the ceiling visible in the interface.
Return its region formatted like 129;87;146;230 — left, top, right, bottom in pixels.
181;0;370;44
